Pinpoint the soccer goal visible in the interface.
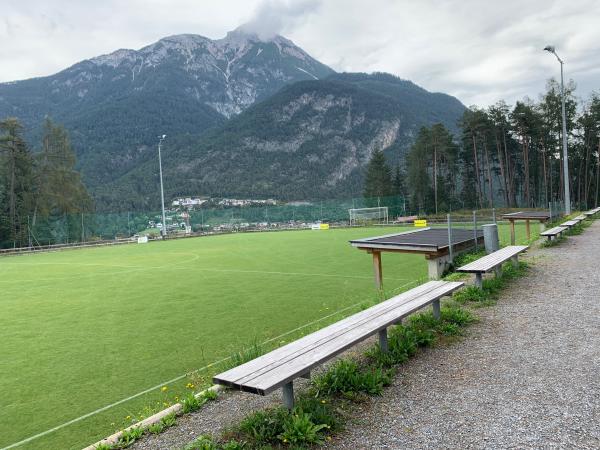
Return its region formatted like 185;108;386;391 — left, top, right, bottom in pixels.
349;207;389;226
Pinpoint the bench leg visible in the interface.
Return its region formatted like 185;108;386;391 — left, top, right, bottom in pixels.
432;299;441;320
475;273;483;289
494;265;502;278
511;255;518;268
378;328;389;353
282;381;294;410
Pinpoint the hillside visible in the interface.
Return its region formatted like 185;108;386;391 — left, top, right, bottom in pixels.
96;73;466;210
0;28;334;188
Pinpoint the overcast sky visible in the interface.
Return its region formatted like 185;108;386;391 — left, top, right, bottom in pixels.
2;0;598;106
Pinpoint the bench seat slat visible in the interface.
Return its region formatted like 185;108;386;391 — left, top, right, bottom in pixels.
213;280;462;394
456;245;528;273
540;226;567;236
561;220;578;227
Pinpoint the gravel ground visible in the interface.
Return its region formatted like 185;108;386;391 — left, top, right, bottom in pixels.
327;221;600;449
131;221;600;450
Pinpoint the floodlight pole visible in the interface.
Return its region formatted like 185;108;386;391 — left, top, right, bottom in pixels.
544;46;571;214
158;135;167;237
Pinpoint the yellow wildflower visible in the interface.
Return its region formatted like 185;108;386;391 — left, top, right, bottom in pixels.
161;386;168;392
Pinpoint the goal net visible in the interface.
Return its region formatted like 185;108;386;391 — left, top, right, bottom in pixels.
348;207;389;226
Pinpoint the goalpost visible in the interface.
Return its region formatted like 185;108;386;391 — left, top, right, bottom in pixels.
348;207;389;226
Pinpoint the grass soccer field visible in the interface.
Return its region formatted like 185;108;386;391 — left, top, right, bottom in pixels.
0;223;537;449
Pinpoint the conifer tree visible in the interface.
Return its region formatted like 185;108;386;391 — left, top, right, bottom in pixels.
363;149;393;206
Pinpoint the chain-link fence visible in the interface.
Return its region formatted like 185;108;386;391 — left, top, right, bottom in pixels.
7;196;567;251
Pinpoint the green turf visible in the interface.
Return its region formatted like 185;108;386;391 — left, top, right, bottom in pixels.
0;222;536;449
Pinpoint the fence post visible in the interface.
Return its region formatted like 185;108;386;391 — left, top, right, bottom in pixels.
447;214;453;262
473;210;478;251
492;208;496;224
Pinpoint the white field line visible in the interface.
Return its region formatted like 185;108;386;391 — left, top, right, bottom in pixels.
2;279;418;450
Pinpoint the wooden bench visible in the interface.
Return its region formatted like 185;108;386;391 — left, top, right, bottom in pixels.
573;215;586;221
457;245;528;288
561;219;580;229
540;226;567;241
213;280;463;408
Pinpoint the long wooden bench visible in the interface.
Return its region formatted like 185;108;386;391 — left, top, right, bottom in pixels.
540;226;567;241
573;215;586;221
561;219;580;229
213;280;463;408
457;245;528;288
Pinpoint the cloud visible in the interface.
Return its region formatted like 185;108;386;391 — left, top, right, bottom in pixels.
239;0;322;40
0;0;598;107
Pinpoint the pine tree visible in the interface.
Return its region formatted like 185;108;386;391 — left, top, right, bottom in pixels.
0;118;35;247
33;118;93;243
363;149;393;206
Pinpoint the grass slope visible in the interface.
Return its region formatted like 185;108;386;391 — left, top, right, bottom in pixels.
0;223;536;449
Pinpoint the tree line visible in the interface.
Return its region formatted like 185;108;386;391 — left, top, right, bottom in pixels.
0;118;92;248
364;79;600;214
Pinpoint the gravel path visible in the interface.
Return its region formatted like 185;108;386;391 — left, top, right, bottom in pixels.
327;221;600;449
131;221;600;450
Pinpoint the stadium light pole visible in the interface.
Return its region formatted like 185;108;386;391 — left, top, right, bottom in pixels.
544;45;571;214
158;134;167;238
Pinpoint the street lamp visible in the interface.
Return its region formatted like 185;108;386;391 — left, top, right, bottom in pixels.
158;134;167;237
544;45;571;214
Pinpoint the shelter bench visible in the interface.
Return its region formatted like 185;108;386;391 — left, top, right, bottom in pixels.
457;245;528;288
213;280;463;408
540;226;567;241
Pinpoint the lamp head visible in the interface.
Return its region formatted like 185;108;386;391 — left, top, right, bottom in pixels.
544;45;555;53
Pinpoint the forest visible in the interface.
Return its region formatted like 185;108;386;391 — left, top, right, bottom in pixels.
365;79;600;214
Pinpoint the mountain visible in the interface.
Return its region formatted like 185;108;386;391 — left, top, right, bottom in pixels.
95;72;466;210
0;28;334;188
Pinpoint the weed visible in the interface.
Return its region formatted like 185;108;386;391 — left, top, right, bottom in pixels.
161;412;177;427
453;285;489;303
239;408;289;444
294;395;340;431
220;440;247;450
114;427;144;449
182;435;218;450
279;412;328;445
202;389;219;401
95;444;112;450
313;360;392;397
182;392;207;413
453;249;487;267
147;422;165;435
541;236;565;247
226;340;264;370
